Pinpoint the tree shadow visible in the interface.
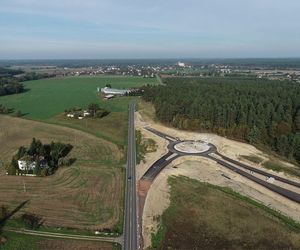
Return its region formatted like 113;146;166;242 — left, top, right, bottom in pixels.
0;200;30;228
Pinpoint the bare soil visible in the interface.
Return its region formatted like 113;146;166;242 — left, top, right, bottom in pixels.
38;239;114;250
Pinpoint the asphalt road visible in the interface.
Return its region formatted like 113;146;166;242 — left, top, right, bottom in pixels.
124;100;138;250
142;151;180;181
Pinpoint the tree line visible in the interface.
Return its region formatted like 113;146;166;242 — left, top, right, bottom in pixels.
0;78;24;96
142;77;300;165
0;67;55;97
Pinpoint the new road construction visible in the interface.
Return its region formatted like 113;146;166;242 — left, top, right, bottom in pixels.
141;127;300;203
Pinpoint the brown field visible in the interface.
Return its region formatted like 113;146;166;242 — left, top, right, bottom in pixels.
37;239;116;250
0;115;123;230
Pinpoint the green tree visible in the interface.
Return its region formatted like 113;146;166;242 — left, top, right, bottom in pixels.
88;103;100;116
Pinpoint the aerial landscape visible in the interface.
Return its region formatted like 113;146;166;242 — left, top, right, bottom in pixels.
1;1;300;250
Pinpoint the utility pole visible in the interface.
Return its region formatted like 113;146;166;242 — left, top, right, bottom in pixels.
23;180;26;192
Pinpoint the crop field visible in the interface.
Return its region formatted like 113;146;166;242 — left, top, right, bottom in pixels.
0;116;123;231
152;176;300;249
0;76;158;147
0;75;158;120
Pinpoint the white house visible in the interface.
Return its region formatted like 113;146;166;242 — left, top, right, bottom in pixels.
18;160;36;171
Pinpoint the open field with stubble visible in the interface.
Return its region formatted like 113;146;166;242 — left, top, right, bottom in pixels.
151;176;300;249
0;116;123;231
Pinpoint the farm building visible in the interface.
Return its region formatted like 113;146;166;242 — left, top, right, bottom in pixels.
99;87;129;95
104;94;115;100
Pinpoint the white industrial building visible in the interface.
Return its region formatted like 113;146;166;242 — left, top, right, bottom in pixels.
99;87;129;95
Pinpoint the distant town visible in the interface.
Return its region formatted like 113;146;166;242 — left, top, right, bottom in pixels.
2;59;300;83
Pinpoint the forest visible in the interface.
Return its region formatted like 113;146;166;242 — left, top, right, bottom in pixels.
142;77;300;165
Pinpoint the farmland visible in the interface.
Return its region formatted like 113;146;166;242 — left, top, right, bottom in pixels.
0;76;158;147
0;116;123;232
0;75;159;244
0;76;158;120
152;176;300;249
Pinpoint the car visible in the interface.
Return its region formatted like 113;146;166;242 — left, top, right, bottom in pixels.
128;176;132;180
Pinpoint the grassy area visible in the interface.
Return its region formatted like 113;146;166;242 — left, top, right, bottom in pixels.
136;130;157;164
1;231;115;250
50;111;128;147
151;176;300;249
137;99;157;123
0;116;123;232
240;155;264;164
263;160;300;177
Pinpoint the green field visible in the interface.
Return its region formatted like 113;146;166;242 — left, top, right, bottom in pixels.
0;75;158;120
1;231;117;250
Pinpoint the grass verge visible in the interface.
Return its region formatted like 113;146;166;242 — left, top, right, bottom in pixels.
240;155;264;164
262;160;300;178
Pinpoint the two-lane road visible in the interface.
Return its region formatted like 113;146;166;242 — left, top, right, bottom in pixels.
124;100;138;250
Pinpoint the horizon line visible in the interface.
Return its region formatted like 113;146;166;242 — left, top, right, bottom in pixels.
1;57;300;61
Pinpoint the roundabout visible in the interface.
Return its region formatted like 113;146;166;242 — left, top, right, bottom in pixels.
174;140;210;154
168;140;216;156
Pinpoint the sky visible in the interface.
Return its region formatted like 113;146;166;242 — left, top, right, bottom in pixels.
1;0;300;59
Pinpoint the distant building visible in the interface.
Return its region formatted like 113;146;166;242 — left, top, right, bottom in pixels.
177;62;185;67
100;87;129;95
83;110;90;117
